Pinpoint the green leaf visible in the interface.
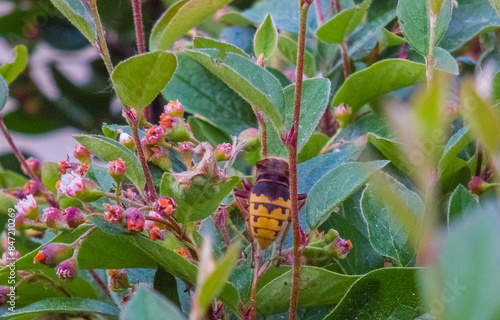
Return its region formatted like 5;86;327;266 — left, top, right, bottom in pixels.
324;268;424;320
86;164;115;192
194;37;249;58
121;286;185;320
332;59;426;111
438;127;473;173
253;14;278;60
447;184;480;227
199;244;240;312
186;48;283;132
0;45;28;84
298;133;329;163
219;12;254;27
0;75;7;112
149;0;233;51
380;29;406;48
276;35;317;78
434;47;459;75
306;160;389;228
256;266;359;316
162;52;256;136
397;0;453;55
74;134;145;189
41;162;60;193
430;0;446;14
48;0;96;44
361;179;423;266
316;0;371;44
366;133;409;172
160;173;239;223
490;0;500;16
0;298;118;319
112;51;177;111
154;267;181;308
188;117;231;147
267;78;331;157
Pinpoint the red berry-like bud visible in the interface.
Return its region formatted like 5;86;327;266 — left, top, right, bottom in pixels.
334;104;353;128
23;180;39;196
468;176;489;195
74;144;91;164
107;158;127;182
144;126;164;145
14;195;38;220
155;197;176;218
42;207;65;228
63;207;86;228
215;143;232;161
21;157;41;177
103;203;123;224
107;269;131;292
55;258;78;280
34;243;74;267
164;100;184;118
119;133;135;150
124;208;145;232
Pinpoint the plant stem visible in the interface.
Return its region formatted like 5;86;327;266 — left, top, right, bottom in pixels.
0;115;59;208
254;110;268;157
288;3;310;319
89;269;112;300
331;0;351;79
88;0;114;76
131;0;146;54
105;192;146;208
425;5;437;84
249;249;261;320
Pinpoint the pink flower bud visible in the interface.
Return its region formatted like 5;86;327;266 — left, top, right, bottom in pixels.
21;157;41;177
108;158;127;181
15;195;38;220
23;180;39;196
164;100;184;118
0;286;11;307
238;128;260;152
124;208;145;232
150;147;172;171
145;211;163;231
332;237;352;259
468;176;489;195
74;144;91;164
64;207;85;228
56;258;78;280
42;207;65;228
58;160;78;174
149;226;164;240
15;214;28;230
160;113;173;130
215;143;232;161
178;142;194;167
144;126;164;145
107;269;131;292
119;133;135;150
34;243;74;267
334;104;353;128
155;197;176;218
58;173;102;202
103;203;123;224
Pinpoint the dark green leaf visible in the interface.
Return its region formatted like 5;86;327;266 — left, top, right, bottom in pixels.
254;14;277;60
154;267;181;308
120;286;185;320
0;45;28;84
276;35;317;78
112;51;177;111
48;0;96;44
447;184;480;226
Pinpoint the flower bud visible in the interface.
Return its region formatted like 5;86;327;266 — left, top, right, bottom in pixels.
119;133;135;150
21;157;41;177
160;113;173;131
155;197;176;218
164;119;191;142
23;180;39;196
145;211;163;231
58;173;102;202
468;176;490;195
15;214;28;230
74;144;91;164
42;207;66;228
238;128;260;152
124;208;145;232
103;203;123;223
58;160;78;174
149;226;164;240
178;142;194;166
175;248;190;259
334;104;352;128
108;158;127;182
55;258;78;280
164;100;184;118
107;269;131;293
0;286;11;307
150;147;172;171
64;207;86;228
215;143;232;161
34;243;74;267
27;229;45;239
144;126;164;145
15;195;38;220
331;237;353;259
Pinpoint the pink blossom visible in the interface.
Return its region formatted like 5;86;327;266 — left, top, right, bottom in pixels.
15;195;38;220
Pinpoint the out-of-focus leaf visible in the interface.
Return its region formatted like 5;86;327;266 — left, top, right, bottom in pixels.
0;45;28;84
48;0;96;44
41;162;60;193
438;127;473;173
317;0;371;44
253;14;277;60
112;51;177;111
306;160;389;228
194;37;249;57
149;0;233;51
0;75;7;112
74;134;146;189
276;35;317;78
219;12;254;26
120;286;185;320
332;59;426;111
447;184;480;227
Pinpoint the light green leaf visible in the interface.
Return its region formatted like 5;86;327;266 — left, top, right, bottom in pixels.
324;268;424;320
397;0;453;55
447;184;480;227
316;0;371;44
430;0;446;14
149;0;233;51
380;29;406;48
0;75;7;112
298;133;329;163
366;133;408;172
121;287;185;320
438;127;473;173
48;0;96;44
112;51;177;111
332;59;426;111
489;0;500;16
186;48;283;132
306;160;389;228
434;47;459;75
160;173;239;223
194;37;249;58
253;14;277;60
256;266;359;315
41;162;60;193
219;12;254;27
276;35;317;78
73;134;146;189
0;45;28;84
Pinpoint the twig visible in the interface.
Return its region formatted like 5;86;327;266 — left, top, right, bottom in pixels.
105;192;145;208
0;115;59;208
88;0;114;76
425;3;437;84
475;145;483;176
331;0;351;79
249;250;261;320
131;0;146;54
89;269;112;300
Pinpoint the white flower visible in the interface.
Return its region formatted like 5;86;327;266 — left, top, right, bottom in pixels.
58;172;84;197
15;195;38;219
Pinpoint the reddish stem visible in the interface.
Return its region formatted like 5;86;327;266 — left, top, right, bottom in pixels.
89;269;112;300
131;0;146;54
0;115;59;208
249;250;261;320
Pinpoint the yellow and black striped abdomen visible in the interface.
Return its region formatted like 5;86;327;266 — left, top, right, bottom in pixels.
249;177;290;249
